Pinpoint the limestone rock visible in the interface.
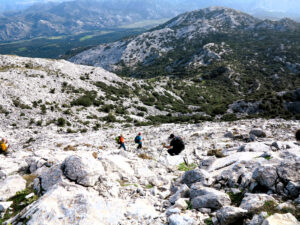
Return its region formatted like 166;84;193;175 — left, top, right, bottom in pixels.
285;181;300;198
276;202;296;211
261;213;300;225
169;184;189;204
181;169;212;187
190;185;231;210
0;201;13;213
174;198;188;210
216;206;248;225
166;208;181;217
246;212;268;225
62;155;104;187
168;214;196;225
277;159;300;183
7;183;127;225
0;175;26;201
34;164;64;194
252;166;278;191
250;129;266;138
240;193;277;212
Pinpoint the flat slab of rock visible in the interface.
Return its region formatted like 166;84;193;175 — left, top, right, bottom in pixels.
8;183;127;225
261;213;300;225
0;175;26;201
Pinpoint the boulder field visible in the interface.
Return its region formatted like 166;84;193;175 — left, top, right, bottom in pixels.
0;119;299;225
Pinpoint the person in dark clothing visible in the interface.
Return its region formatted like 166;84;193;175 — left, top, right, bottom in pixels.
163;134;185;156
296;129;300;142
135;132;143;150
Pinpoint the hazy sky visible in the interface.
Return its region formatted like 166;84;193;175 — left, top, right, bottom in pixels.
1;0;300;17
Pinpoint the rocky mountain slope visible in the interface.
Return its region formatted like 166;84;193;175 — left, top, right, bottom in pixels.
0;54;299;225
0;54;299;129
0;99;299;224
71;7;300;76
71;7;300;120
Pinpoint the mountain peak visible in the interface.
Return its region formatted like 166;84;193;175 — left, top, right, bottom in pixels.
157;6;260;32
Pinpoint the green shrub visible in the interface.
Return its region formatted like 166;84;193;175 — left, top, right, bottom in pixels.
99;104;115;113
40;104;47;114
57;117;66;127
71;91;97;107
227;191;244;206
221;113;237;121
102;113;117;122
137;112;145;117
136;106;148;112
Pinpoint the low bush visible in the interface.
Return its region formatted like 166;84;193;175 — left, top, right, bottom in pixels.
57;117;66;127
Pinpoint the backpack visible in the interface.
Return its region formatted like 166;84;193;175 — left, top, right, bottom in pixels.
115;136;121;144
0;142;7;152
173;137;185;149
134;136;140;144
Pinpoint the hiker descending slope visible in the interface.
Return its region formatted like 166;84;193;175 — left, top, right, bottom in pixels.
296;129;300;143
163;134;185;156
118;134;126;151
0;138;9;155
135;132;143;150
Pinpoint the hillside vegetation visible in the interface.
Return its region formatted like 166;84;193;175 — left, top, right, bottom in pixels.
71;7;300;121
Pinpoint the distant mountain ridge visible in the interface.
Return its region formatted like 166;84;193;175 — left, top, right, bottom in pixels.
1;0;300;42
0;0;177;42
70;7;300;75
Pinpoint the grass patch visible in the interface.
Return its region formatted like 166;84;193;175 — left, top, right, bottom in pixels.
178;162;197;172
185;200;193;210
0;188;38;223
254;201;300;220
146;184;154;189
118;180;138;187
227;191;244;206
204;218;213;225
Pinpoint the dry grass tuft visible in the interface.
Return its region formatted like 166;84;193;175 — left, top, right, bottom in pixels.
23;174;38;187
207;149;225;158
92;152;98;159
63;145;77;151
138;153;153;160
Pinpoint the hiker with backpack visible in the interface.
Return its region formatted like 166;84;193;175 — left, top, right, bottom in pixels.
116;134;126;151
296;129;300;143
163;134;185;156
0;138;9;155
135;132;143;150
